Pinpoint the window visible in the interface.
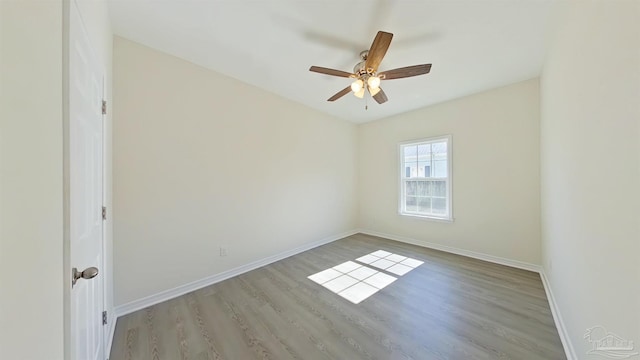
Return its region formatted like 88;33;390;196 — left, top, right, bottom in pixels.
399;136;452;220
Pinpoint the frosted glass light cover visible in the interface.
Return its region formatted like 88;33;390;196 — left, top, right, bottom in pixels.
351;79;364;93
367;76;381;89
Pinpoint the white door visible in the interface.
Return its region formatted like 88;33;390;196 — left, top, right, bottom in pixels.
69;1;105;359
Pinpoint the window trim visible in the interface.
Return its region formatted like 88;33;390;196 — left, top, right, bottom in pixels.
398;135;453;222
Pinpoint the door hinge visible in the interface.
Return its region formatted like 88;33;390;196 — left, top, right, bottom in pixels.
102;206;107;220
102;311;108;325
102;100;107;115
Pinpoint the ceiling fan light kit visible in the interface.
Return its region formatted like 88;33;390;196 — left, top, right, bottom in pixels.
309;31;432;105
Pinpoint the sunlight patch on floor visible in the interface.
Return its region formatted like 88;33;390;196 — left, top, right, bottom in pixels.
357;250;424;276
308;250;424;304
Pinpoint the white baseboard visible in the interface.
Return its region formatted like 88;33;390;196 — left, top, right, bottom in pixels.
540;270;577;360
114;229;358;317
357;229;542;272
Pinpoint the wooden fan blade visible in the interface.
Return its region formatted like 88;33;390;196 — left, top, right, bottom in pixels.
327;86;352;101
309;66;354;78
379;64;432;80
365;31;393;72
372;87;388;104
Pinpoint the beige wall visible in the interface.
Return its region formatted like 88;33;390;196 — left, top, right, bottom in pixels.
112;37;358;306
540;0;640;356
358;79;541;266
0;1;65;359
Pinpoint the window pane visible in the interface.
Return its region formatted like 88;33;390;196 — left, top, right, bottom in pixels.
434;160;447;177
417;144;430;162
404;145;417;164
406;163;418;178
432;198;446;214
418;181;431;196
406;181;417;196
418;161;430;177
418;197;431;213
432;141;447;155
433;181;446;197
405;196;417;212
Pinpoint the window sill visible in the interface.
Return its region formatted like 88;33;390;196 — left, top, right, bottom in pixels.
399;212;454;223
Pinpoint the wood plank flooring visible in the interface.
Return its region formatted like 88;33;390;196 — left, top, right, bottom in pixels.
109;234;566;360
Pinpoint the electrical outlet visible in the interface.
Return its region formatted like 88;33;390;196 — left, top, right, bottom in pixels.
219;247;228;257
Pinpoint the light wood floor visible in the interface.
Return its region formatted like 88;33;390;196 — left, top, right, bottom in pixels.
109;233;566;360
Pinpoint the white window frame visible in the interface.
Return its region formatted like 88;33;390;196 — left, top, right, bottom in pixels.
398;135;453;221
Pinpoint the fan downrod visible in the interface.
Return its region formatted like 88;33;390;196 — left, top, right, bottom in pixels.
354;50;372;75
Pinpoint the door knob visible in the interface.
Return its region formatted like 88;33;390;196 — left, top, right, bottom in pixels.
72;267;99;287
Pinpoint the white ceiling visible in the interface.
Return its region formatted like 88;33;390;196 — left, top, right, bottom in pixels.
108;0;556;123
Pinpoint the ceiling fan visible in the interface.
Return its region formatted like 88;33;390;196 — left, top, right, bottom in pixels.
309;31;432;104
